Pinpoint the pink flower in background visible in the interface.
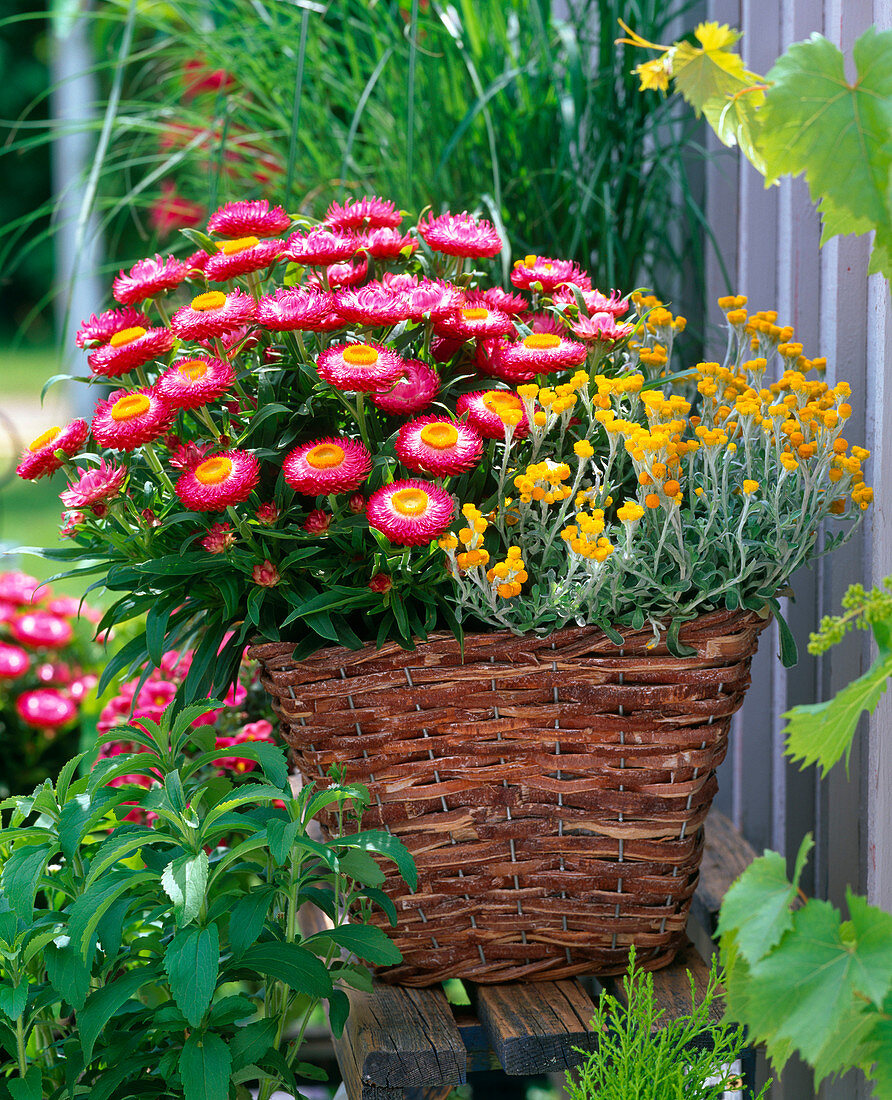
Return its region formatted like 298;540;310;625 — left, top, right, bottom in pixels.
207;199;290;238
10;611;73;650
76;307;151;349
16;689;77;729
113;255;189;305
0;643;29;681
61;459;128;509
417;211;502;258
0;573;41;605
325;195;401;231
149;181;206;237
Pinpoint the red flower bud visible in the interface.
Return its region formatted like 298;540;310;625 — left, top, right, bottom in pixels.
251;559;280;587
368;573;393;594
348;492;366;514
256;501;281;526
303;509;331;534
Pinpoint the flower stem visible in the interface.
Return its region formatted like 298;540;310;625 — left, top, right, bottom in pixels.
141;442;177;496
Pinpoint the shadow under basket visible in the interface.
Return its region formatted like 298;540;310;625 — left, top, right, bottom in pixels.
249;607;768;986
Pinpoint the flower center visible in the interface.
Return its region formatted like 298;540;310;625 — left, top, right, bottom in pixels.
191;291;228;312
29;427;61;452
521;255;537;267
483;392;521;417
177;359;209;382
461;308;489;321
111;394;151;421
342;344;379;367
219;236;260;256
523;333;561;350
391;488;429;517
419;423;459;450
306;443;345;469
109;326;147;347
195;456;233;485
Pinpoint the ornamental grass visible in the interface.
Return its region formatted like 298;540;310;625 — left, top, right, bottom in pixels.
19;197;870;700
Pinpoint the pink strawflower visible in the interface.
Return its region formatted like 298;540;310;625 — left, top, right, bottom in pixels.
168;439;217;472
481;287;528;315
182;59;235;101
204;236;284;281
257;288;343;332
60;511;85;538
522;311;565;336
569;311;635;343
395;416;484;477
335;282;411;327
157;356;235;409
91;389;175;452
208;199;290;238
554;286;628;316
141;508;162;528
372;358;440;415
256;501;281;525
87;326;175;379
358;227;417;260
456;390;530;440
417;211;502;258
76;307;151;349
201;522;237;553
198;324;261;357
171;289;257;340
251;559;280;586
302;509;331;534
48;594;100;622
430;334;464;363
136;679;178;717
284;227;357;266
185;250;211;274
325;196;402;231
0;573;40;605
404;279;464;322
367;479;454;546
61;458;127;508
510;255;591;293
10;610;73;649
175;450;259;512
0;643;29;680
348;492;366;514
368;573;393;594
306;256;368;290
113;255;190;305
16;688;77;730
316;342;405;393
487;332;587;381
284;437;371;496
16;420;89;480
435;304;514;341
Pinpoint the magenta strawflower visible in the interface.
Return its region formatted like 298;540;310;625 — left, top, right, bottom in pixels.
204;236;284;281
510;255;591;293
76;306;151;349
372;358;440;415
284;227;357;266
302;509;331;534
456;390;530;439
417;211;502;258
283;436;371;496
325;195;402;230
570;312;635;343
487;332;587;381
395;416;484;476
255;501;280;525
87;326;175;379
368;573;393;594
522;311;565;336
335;282;411;327
16;420;89;481
16;688;77;729
257;288;343;332
113;255;189;305
404;279;464;321
201;522;237;553
480;287;528;315
168;439;216;472
554;285;628;316
358;226;417;259
316;342;405;393
367;480;454;546
306;256;368;290
435;304;514;341
157;356;235;409
171;290;257;340
175;450;260;511
0;573;39;604
0;643;29;680
207;199;290;238
11;610;73;649
61;458;127;508
91;389;175;452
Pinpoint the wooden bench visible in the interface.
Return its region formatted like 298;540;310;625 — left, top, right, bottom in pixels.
325;809;758;1100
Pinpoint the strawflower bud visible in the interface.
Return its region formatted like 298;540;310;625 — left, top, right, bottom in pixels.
251;559;280;587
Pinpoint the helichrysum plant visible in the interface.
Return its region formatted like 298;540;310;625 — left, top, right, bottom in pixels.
18;197;871;700
0;701;415;1100
565;947;769;1099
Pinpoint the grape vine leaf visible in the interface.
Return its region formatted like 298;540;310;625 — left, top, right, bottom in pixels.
869;989;892;1098
759;27;892;281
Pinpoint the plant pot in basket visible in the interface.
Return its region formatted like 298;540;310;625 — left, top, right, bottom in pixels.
29;197;871;986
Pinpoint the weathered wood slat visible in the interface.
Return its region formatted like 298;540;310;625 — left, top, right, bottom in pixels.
452;1007;501;1073
692;809;758;934
472;979;598;1075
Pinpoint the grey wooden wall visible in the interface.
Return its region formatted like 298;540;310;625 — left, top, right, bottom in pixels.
700;1;892;1096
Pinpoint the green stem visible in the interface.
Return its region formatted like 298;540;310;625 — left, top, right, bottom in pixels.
226;505;260;551
354;393;371;449
154;297;171;328
141;442;177;496
193;406;222;440
15;1015;26;1077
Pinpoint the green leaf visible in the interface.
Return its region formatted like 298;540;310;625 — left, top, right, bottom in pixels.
759;28;892;279
337;849;386;889
227;888;275;956
180;1031;232;1100
233;942;332;998
229;1017;277;1073
7;1066;41;1100
164;924;219;1027
266;819;302;866
338;830;417;891
0;844;55;921
0;983;27;1022
784;646;892;776
717;834;813;965
56;754;87;804
78;968;157;1064
308;923;402;966
45;938;92;1010
69;872;154;958
161;852;209;927
328;988;350;1038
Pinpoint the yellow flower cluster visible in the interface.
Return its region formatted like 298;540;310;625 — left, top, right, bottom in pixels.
513;459;573;505
451;503;490;570
486;545;528;598
561;508;613;561
518;372;588;429
591;372;644;409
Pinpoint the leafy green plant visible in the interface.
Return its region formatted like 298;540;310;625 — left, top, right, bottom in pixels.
621;20;892;281
0;700;415;1100
564;947;767;1099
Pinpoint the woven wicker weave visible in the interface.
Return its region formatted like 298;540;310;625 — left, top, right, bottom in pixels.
250;608;767;986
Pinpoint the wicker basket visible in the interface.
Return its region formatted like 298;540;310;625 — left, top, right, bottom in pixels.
249;607;767;986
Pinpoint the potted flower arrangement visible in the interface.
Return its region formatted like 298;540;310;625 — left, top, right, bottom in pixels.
20;194;870;984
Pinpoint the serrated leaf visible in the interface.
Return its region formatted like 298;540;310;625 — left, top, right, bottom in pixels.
229;1017;277;1073
180;1031;231;1100
0;983;27;1022
784;646;892;776
338;830;417;891
308;923;402;966
337;849;385;888
227;888;274;956
0;844;55;921
233;941;332;998
78;968;156;1064
161;852;209;927
7;1066;41;1100
45;938;92;1010
164;924;219;1026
